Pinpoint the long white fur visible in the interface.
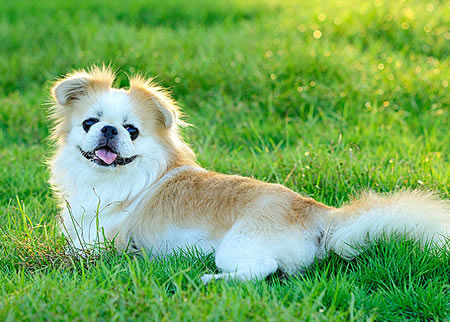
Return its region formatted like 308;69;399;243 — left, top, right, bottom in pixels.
326;190;450;259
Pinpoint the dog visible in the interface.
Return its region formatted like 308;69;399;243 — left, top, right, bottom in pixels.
49;66;449;283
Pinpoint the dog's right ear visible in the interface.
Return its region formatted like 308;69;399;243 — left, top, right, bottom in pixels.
52;74;90;105
52;66;115;105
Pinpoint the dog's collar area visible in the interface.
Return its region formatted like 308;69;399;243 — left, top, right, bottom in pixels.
79;147;137;167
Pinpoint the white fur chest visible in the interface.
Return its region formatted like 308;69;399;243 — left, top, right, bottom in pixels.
53;147;156;248
60;182;137;248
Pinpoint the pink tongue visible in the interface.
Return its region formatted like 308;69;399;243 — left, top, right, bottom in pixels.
95;149;117;165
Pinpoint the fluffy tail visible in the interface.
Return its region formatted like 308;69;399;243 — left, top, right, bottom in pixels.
325;190;449;259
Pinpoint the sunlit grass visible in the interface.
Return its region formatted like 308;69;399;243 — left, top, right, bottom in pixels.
0;0;448;319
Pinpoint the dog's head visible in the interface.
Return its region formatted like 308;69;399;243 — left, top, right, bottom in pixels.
49;66;195;180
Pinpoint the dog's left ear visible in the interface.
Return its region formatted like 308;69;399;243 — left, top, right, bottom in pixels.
150;93;177;128
52;66;115;106
129;76;179;129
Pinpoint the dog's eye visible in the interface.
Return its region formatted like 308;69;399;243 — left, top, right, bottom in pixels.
124;124;139;140
82;118;99;132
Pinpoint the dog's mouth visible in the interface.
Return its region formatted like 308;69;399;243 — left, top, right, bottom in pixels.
79;146;137;167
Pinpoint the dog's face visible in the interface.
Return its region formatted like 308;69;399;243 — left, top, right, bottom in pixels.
50;67;189;180
67;90;145;168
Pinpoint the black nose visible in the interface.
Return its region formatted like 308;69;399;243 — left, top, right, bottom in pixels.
101;125;118;139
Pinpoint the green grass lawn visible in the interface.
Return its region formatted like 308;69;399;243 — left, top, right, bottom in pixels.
0;0;449;320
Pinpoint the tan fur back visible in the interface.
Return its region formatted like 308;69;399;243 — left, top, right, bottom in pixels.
127;169;332;243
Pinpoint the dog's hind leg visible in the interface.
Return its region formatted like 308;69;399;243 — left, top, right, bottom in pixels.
201;220;280;284
200;213;322;284
201;259;278;284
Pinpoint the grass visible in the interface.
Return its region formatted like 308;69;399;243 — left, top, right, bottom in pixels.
0;0;449;320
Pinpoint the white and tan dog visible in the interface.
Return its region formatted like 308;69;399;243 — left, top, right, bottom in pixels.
49;66;449;283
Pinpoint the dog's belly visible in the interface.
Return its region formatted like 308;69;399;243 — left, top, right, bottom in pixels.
134;225;218;256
